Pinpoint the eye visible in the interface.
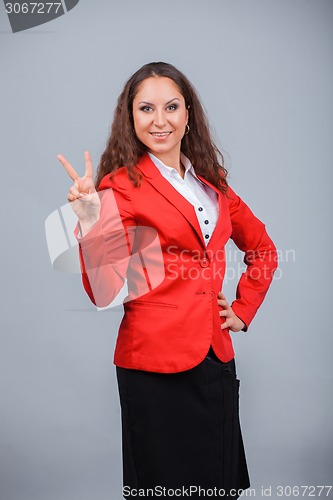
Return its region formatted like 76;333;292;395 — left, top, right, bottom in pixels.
167;103;178;111
140;105;153;112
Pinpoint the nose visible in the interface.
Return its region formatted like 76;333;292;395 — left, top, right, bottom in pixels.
153;109;166;128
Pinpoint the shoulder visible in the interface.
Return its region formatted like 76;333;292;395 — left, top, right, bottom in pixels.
98;166;139;193
225;185;239;206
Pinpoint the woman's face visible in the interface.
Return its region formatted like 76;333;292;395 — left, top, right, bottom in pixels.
132;76;188;163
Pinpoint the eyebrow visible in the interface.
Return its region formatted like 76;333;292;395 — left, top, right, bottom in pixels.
137;98;181;106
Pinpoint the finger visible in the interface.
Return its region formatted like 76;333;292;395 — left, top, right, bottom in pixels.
67;193;76;202
57;154;80;181
219;310;229;317
218;292;225;299
76;192;96;202
84;151;94;178
69;186;83;198
221;319;231;330
217;299;229;308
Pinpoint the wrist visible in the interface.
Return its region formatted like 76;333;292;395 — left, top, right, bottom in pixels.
238;318;247;332
234;314;246;332
78;217;100;237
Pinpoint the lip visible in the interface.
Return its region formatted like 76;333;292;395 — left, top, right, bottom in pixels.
149;132;172;136
149;131;172;141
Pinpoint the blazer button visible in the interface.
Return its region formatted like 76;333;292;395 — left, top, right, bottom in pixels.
210;291;215;299
200;258;209;267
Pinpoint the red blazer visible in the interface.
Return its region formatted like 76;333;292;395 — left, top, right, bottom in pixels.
75;153;278;373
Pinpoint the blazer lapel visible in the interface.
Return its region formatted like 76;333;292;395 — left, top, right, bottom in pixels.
195;173;230;251
137;154;205;246
136;153;228;251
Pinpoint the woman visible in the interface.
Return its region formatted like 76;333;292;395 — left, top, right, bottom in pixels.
58;62;277;498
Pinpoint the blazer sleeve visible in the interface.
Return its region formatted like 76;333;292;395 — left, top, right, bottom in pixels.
74;173;137;307
227;186;278;330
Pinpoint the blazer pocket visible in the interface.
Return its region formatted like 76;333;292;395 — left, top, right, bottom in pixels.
130;300;179;309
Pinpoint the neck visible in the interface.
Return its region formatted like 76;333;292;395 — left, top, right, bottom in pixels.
149;150;184;178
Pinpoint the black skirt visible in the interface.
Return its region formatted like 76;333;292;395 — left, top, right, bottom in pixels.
116;347;250;498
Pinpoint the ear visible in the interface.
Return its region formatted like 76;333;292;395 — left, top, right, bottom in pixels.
186;105;189;124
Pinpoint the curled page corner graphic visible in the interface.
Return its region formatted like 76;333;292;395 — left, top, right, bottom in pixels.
45;203;81;273
4;0;80;33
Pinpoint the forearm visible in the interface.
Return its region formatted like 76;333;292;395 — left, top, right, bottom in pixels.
231;228;278;328
78;217;100;237
77;223;131;307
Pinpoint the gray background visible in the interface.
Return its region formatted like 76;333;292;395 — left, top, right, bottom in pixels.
1;1;332;499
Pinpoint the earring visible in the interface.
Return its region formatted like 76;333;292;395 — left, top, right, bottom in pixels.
185;124;190;135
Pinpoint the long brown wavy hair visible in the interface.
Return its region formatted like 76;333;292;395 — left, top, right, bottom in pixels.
95;62;228;193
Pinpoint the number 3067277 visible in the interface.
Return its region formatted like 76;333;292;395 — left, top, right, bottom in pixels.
276;485;332;497
5;3;62;14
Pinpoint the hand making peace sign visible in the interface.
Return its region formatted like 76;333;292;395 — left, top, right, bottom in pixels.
57;151;101;234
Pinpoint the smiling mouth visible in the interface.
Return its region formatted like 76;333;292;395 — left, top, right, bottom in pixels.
149;132;172;137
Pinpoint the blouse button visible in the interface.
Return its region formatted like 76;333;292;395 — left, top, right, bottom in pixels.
198;207;203;211
204;220;209;224
205;234;210;239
